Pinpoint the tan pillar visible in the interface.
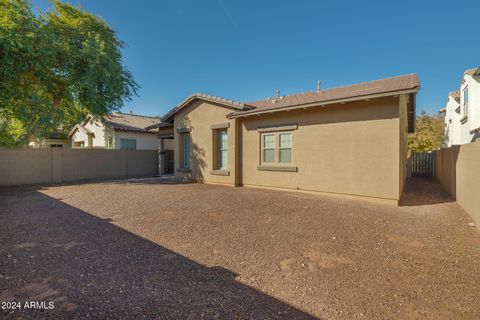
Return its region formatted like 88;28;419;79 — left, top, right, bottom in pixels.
159;138;165;175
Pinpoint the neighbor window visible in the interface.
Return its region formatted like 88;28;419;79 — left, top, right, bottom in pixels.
216;129;228;169
183;133;191;168
463;85;469;117
261;132;293;164
120;139;136;150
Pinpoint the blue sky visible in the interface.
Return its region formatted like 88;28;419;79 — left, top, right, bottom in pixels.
32;0;479;117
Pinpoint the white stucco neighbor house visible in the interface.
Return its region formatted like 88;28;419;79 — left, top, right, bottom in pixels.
441;67;480;146
68;112;173;150
441;91;461;146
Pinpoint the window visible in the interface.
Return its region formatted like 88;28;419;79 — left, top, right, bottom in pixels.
261;132;293;164
120;139;136;150
216;129;228;169
279;133;292;163
183;133;191;168
263;134;275;162
463;85;469;117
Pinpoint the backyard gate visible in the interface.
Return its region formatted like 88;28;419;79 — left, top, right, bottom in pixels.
411;152;434;178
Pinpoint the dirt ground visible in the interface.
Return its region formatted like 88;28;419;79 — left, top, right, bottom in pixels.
1;178;479;319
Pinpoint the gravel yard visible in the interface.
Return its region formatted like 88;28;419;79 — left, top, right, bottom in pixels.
1;178;479;319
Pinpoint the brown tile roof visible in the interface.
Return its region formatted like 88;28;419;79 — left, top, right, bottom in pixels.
231;73;420;117
449;90;460;102
103;112;162;133
162;93;251;122
464;67;480;76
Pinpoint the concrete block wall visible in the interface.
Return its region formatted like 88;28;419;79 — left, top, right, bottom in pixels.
0;149;158;186
434;140;480;227
0;149;52;186
455;141;480;227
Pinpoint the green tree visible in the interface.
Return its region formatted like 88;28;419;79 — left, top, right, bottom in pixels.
408;110;445;152
0;0;138;146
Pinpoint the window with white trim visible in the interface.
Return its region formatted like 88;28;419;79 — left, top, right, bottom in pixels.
463;85;469;117
261;132;293;164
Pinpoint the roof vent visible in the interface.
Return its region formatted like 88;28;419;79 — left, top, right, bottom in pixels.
271;90;282;103
317;80;321;93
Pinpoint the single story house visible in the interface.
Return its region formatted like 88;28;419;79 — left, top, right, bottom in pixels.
160;74;420;205
69;112;173;151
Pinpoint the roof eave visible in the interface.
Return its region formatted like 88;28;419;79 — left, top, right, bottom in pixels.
227;87;420;119
67;126;78;138
68;124;93;138
144;122;174;131
162;94;249;123
112;127;159;134
470;126;480;134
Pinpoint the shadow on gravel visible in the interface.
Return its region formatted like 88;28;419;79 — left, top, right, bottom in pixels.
0;190;317;319
0;177;194;193
399;178;454;207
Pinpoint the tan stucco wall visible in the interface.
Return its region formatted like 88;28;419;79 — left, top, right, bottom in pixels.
398;94;409;194
171;96;404;202
173;100;238;185
240;97;402;202
157;127;174;150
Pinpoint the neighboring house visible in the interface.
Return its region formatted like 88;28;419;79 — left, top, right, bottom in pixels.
28;132;70;148
441;67;480;146
160;74;419;205
68;112;173;150
441;91;461;146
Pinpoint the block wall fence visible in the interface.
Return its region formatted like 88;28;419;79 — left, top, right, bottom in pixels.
0;149;158;186
433;140;480;227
